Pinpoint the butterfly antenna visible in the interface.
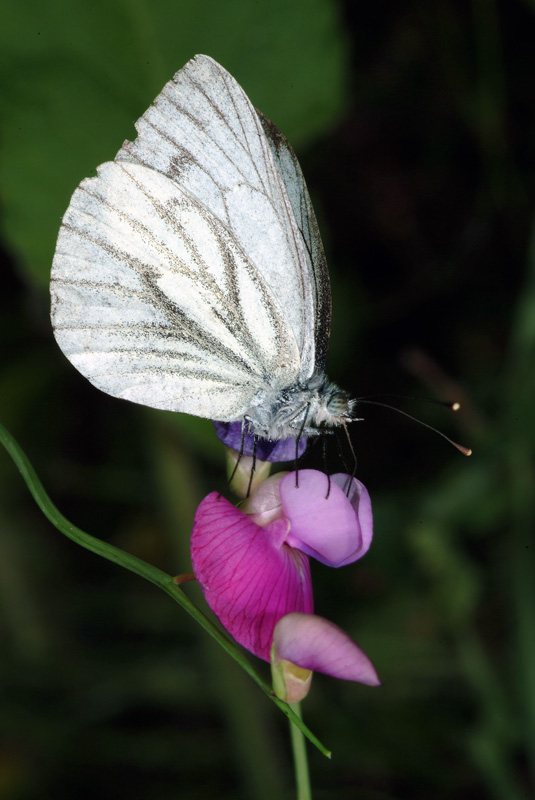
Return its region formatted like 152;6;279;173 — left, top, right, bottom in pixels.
357;393;462;412
355;399;472;456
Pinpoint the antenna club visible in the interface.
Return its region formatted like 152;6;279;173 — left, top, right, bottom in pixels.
355;398;472;456
451;402;461;412
452;441;472;456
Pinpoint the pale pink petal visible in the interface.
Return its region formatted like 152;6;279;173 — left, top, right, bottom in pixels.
280;470;372;567
191;493;314;661
225;451;272;499
331;474;373;565
240;473;286;527
272;613;380;686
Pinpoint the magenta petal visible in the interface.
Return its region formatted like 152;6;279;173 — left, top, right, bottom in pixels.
191;493;314;661
280;470;372;567
272;613;380;686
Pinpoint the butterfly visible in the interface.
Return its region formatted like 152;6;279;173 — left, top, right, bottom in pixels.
50;55;356;444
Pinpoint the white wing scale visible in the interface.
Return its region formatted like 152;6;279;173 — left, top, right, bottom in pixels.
51;55;333;424
52;161;300;418
257;111;331;373
116;55;329;378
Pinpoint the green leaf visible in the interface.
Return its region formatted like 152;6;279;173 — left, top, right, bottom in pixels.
0;0;348;287
0;420;330;758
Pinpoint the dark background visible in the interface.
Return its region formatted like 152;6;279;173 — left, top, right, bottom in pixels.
1;1;534;798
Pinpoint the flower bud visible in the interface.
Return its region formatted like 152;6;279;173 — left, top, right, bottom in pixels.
271;646;313;703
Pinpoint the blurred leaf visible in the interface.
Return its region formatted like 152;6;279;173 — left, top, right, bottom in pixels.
407;522;480;629
421;458;506;535
144;407;222;462
505;221;535;783
0;0;348;287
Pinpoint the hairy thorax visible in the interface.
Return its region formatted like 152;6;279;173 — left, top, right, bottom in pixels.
244;374;356;441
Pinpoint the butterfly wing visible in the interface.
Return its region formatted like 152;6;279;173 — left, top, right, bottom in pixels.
51;55;331;419
256;110;331;375
115;54;328;380
51;160;301;418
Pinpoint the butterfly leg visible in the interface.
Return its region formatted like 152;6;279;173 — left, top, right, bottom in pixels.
221;418;249;497
294;402;311;488
245;434;258;498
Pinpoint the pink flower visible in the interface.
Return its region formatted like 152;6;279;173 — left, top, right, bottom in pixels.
190;470;374;665
271;613;380;702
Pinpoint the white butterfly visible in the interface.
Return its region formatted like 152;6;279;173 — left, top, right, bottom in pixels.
50;55;355;442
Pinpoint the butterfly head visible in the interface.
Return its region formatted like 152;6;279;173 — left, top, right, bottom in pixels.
303;380;357;432
326;390;352;417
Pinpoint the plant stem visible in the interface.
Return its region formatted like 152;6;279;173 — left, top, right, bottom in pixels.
0;420;331;759
289;703;312;800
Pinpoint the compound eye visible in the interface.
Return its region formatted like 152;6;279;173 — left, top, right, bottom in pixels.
327;391;349;415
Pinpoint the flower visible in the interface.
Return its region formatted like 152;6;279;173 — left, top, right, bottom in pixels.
190;469;373;662
271;613;380;702
213;421;308;462
224;449;273;499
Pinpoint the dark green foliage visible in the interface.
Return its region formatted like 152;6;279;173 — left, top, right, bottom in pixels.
1;1;534;797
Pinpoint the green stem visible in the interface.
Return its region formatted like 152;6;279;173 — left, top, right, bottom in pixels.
150;419;288;799
0;421;330;759
289;703;312;800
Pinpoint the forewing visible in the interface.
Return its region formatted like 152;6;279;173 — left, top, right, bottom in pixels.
257;111;331;375
116;54;319;378
51;161;300;419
